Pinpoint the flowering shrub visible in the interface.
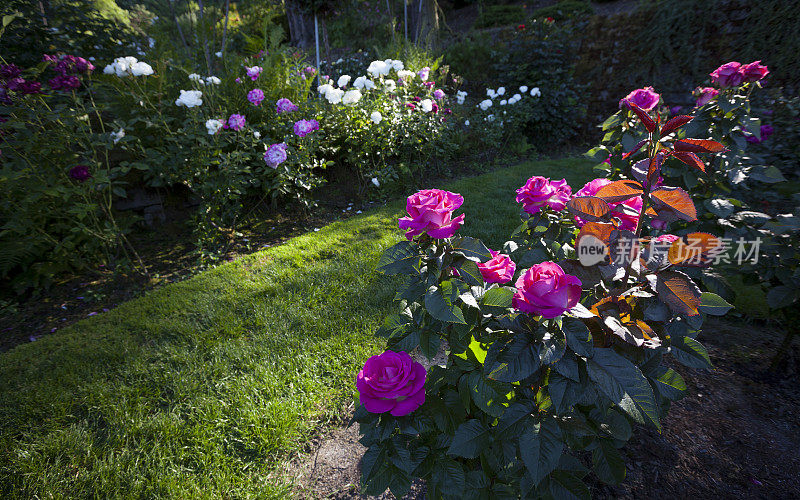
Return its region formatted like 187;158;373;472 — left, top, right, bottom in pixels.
354;96;732;497
587;62;800;321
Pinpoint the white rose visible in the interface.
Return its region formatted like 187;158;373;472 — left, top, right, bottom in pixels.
205;118;223;135
206;76;221;85
383;79;396;92
531;87;541;97
188;73;202;82
371;177;380;187
370;111;382;124
176;90;203;108
342;89;363;105
130;62;154;76
420;99;433;112
497;87;506;95
520;86;528;93
337;75;351;88
325;88;345;104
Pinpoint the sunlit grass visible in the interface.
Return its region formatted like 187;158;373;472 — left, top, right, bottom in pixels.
0;158;594;498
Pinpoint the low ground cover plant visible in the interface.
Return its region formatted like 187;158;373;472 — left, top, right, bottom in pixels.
355;90;734;498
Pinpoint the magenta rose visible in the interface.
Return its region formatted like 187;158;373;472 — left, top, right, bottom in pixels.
572;178;612;227
356;350;426;416
478;250;516;284
613;195;642;232
547;179;572;211
515;176;555;214
710;62;743;88
619;86;660;112
398;189;465;240
695;86;719;107
741;61;769;83
513;262;582;318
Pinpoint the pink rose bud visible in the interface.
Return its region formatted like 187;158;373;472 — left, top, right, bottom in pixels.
740;60;769;83
619;86;661;112
478;250;516;284
654;234;679;243
356;350;426;416
398;189;465;240
513;262;582;318
709;61;743;88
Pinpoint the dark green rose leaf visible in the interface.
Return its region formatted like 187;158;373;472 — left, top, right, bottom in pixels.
670;336;713;369
587;348;660;430
425;281;467;324
591;439;626;485
377;241;421;275
519;418;564;485
698;292;733;315
448;419;491;458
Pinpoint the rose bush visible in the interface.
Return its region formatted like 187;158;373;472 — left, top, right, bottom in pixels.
586;62;800;366
354;93;733;498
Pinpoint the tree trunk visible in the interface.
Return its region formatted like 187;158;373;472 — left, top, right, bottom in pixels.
285;0;313;48
168;0;189;53
221;0;230;58
414;0;439;47
197;0;213;74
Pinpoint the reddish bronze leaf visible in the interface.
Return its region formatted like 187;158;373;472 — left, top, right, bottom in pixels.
674;139;725;154
647;153;665;188
651;187;697;222
655;270;701;316
672;151;706;173
660;115;694;136
595;179;644;204
577;221;617;247
667;232;723;267
622;139;649;160
627;101;657;133
567;196;612;222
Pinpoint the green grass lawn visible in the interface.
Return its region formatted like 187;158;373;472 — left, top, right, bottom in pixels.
0;158;594;498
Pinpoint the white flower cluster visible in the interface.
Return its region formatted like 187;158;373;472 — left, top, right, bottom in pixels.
456;90;468;105
103;56;153;77
189;74;221;85
175;90;203;108
370;111;382;124
353;75;376;90
318;83;344;104
342;89;362;105
110;128;125;144
205;118;224;135
367;59;404;77
397;69;415;81
477;85;542;111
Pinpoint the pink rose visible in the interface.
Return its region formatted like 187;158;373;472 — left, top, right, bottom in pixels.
398;189;465;240
710;61;743;88
513;262;582;318
619;86;661;111
695;86;719;107
356;350;426;416
654;234;679;243
572;178;611;227
548;179;572;211
613;195;643;232
478;250;516;284
515;176;555;214
741;60;769;83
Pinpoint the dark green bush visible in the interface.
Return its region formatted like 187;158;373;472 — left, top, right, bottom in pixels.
474;5;526;29
531;0;594;21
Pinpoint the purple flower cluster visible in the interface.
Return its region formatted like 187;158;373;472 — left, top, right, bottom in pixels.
293;119;319;138
247;88;265;106
0;64;41;102
44;54;94;91
226;113;246;131
746;124;774;144
276;97;298;114
68;165;91;182
264;143;288;168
